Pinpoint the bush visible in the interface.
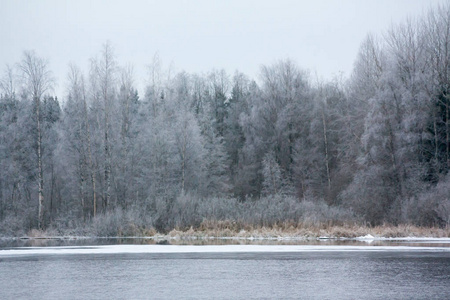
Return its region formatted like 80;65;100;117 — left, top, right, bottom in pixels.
169;192;355;229
402;175;450;227
88;206;154;236
1;193;356;237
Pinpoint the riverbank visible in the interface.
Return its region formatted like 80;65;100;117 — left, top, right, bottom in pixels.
14;222;450;241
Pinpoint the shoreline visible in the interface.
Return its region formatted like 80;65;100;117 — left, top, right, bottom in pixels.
2;224;449;242
4;236;450;243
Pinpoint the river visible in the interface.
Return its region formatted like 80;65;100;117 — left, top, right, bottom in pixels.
1;239;449;299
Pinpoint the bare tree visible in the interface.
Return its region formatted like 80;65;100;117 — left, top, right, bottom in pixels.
0;65;16;99
18;51;54;229
91;42;117;211
65;64;98;219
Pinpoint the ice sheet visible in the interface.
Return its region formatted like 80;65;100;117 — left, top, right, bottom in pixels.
1;244;450;256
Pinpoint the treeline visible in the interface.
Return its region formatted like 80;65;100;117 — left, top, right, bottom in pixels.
1;5;450;235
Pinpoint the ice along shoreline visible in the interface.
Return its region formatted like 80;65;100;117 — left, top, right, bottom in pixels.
1;243;450;257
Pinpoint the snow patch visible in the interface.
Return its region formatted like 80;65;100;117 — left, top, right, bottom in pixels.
356;234;375;240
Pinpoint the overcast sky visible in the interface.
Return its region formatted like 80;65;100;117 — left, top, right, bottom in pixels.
0;0;446;98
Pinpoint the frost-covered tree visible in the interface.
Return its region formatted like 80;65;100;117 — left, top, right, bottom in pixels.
60;65;96;220
90;42;118;211
18;51;54;229
262;151;283;196
115;65;140;209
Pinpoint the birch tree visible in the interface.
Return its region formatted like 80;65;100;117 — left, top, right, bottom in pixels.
116;65;140;208
62;65;99;220
91;42;117;211
18;51;53;229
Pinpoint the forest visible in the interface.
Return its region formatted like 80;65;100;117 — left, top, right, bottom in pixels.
0;5;449;236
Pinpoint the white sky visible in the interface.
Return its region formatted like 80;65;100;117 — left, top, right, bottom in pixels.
0;0;446;98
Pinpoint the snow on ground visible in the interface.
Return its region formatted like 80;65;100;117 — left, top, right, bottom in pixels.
355;234;375;240
1;244;450;257
353;236;450;242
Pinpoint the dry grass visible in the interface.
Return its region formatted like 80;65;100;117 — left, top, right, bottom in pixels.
155;220;450;240
26;228;60;238
23;220;450;239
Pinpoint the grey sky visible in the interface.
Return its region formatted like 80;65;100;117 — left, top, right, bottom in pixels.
0;0;446;98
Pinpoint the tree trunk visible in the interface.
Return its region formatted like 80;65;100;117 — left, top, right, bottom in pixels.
36;96;45;229
50;161;55;223
321;106;331;191
103;83;111;211
446;94;449;171
80;161;86;222
83;92;96;218
434;115;440;174
181;143;186;193
104;127;110;209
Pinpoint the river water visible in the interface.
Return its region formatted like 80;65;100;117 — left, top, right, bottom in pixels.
1;239;449;299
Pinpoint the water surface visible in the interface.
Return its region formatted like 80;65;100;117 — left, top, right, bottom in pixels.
1;240;449;299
